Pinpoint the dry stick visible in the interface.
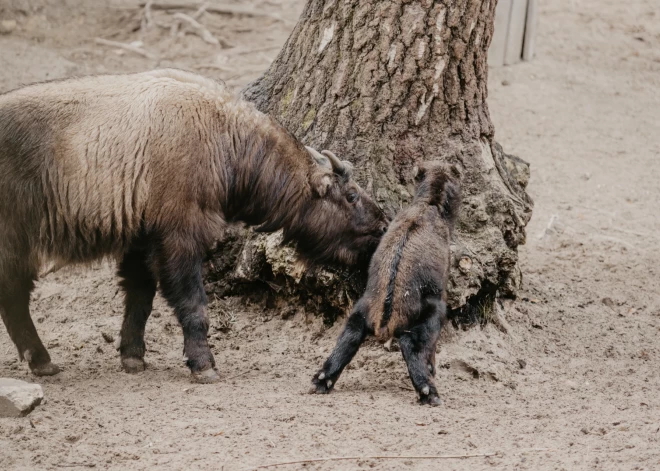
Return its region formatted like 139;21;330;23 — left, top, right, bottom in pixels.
142;0;153;30
54;463;96;469
94;38;156;59
172;12;220;45
191;1;209;20
223;370;252;381
140;2;287;23
536;214;558;240
226;45;282;56
252;453;498;470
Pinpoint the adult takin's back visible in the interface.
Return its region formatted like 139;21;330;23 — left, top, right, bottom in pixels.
0;69;388;383
310;161;461;405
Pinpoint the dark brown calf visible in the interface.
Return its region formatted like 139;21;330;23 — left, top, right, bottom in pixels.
310;162;461;405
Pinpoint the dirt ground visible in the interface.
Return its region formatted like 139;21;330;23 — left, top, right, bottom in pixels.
1;0;659;470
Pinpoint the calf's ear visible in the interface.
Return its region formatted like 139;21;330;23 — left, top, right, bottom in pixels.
412;163;428;183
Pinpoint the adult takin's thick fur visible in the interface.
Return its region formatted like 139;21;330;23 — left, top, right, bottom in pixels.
310;162;460;405
0;69;388;383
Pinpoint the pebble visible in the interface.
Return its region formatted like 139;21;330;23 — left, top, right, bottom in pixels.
0;378;44;418
0;20;17;35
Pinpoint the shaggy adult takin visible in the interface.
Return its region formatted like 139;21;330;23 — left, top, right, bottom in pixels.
0;69;388;383
310;162;460;405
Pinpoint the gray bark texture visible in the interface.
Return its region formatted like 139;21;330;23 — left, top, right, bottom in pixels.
205;0;533;323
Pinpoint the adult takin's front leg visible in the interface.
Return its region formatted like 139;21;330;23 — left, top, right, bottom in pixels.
117;246;157;373
310;299;369;394
398;297;445;406
156;236;219;384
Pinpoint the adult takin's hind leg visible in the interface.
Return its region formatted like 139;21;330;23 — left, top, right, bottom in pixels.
117;247;157;374
310;300;370;394
156;235;219;384
0;274;61;376
398;297;445;406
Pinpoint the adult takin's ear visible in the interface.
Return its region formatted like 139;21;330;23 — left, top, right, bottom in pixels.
311;171;333;198
412;163;427;183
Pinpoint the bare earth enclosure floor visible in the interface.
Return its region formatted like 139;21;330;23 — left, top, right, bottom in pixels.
1;1;659;469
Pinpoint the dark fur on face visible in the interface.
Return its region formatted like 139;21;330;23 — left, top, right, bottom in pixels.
0;69;387;382
310;161;461;406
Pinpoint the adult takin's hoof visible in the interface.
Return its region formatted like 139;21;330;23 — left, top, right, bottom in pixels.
30;362;61;377
309;371;335;394
121;357;146;374
191;368;220;384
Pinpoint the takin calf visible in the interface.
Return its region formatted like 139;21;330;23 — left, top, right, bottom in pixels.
0;69;388;383
310;162;460;405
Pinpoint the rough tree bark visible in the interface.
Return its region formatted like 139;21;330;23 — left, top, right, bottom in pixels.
206;0;533;323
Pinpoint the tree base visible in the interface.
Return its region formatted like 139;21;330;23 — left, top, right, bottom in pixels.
205;140;532;324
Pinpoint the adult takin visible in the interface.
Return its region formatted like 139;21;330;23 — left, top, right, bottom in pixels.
310;162;461;405
0;69;388;383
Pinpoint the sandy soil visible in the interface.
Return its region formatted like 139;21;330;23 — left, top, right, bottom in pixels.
1;1;659;470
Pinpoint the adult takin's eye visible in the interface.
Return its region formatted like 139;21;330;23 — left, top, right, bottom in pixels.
346;192;359;203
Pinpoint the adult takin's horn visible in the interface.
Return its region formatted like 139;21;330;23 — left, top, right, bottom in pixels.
321;150;353;178
305;146;331;169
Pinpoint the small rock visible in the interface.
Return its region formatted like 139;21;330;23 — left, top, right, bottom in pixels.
101;331;114;343
501;79;511;86
0;378;44;417
602;297;615;309
0;20;17;35
517;359;527;369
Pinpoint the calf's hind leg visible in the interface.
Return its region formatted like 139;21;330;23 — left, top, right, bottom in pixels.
0;275;60;376
310;300;370;394
117;247;157;373
398;297;445;406
156;236;219;383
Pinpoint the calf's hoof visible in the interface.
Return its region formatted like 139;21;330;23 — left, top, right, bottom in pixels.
121;357;146;374
192;368;220;384
309;371;335;394
418;392;442;407
31;361;61;377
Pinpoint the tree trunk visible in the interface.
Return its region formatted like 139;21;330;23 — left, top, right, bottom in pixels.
206;0;533;323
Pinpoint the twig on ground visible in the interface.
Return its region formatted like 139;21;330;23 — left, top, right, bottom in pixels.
172;12;221;45
192;1;209;20
252;453;498;469
54;463;96;469
223;370;252;381
94;38;156;59
226;45;282;56
536;214;558;240
195;64;233;72
140;2;288;23
141;0;153;30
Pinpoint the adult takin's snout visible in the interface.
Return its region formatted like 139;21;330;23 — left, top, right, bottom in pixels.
0;69;388;383
310;161;461;405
